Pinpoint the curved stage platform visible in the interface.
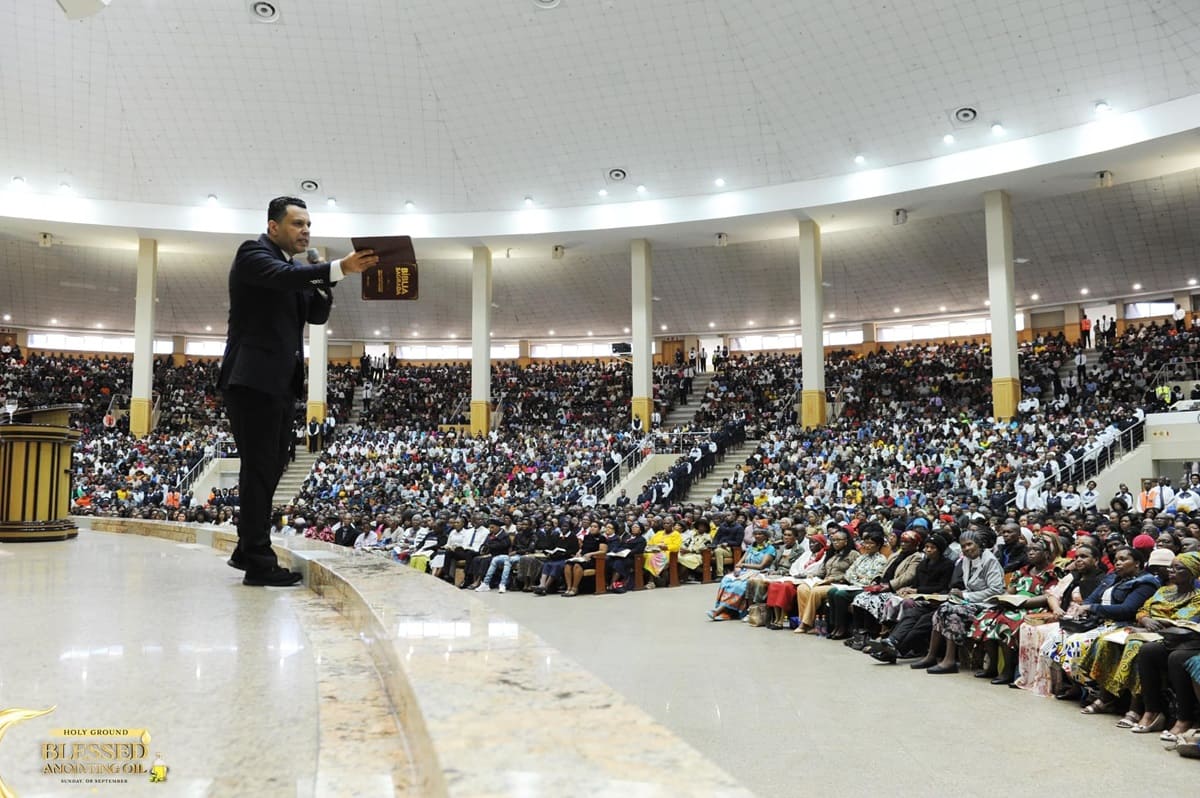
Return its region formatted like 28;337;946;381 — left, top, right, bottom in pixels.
0;520;749;797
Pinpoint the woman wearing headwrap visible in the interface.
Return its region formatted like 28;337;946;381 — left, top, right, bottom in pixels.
1081;551;1200;731
765;533;828;629
969;534;1061;684
912;528;1005;674
1016;540;1105;698
792;528;859;634
1136;554;1200;745
867;532;956;663
847;527;926;649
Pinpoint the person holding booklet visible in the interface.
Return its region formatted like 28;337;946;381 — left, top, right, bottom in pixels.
764;533;827;629
911;529;1005;674
708;528;775;621
792;528;859;634
969;534;1061;685
866;532;956;663
606;522;646;592
561;521;608;597
532;523;580;596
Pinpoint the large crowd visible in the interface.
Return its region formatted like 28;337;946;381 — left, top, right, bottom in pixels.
11;313;1200;760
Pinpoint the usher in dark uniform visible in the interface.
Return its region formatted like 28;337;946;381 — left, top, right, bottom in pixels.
218;234;335;582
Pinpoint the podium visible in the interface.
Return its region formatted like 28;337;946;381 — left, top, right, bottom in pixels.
0;404;82;542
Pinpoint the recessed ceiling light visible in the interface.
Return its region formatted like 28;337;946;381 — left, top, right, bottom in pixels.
1030;293;1039;301
942;134;955;145
990;123;1005;135
50;318;58;324
597;189;608;197
623;327;630;333
412;331;419;337
1080;288;1089;295
1094;101;1111;114
747;320;754;326
373;329;381;336
404;200;415;210
58;182;73;193
713;177;726;188
523;196;534;207
893;307;900;313
939;306;947;312
449;333;457;339
205;325;213;331
548;330;555;336
984;300;991;306
1132;283;1142;290
828;312;836;319
326;197;337;208
326;329;332;335
787;318;795;325
2;314;10;321
1191;278;1198;287
1014;257;1030;264
854;154;866;165
708;322;715;328
11;176;25;187
489;332;493;337
95;323;103;329
587;331;593;336
250;1;280;23
206;194;219;205
299;179;320;193
660;324;668;331
636;185;646;194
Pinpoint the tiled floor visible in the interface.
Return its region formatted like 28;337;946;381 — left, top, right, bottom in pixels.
478;582;1200;797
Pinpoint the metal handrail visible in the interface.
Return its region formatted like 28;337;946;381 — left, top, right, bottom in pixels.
1004;418;1146;507
1149;358;1200;390
599;434;654;498
176;452;212;491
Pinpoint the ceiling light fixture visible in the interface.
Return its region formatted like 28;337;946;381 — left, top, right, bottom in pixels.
713;177;725;188
1191;278;1198;287
206;194;219;206
2;314;10;321
50;318;58;324
1080;288;1089;295
747;321;755;326
984;300;991;306
1030;293;1039;301
597;189;608;197
660;324;668;331
708;321;715;328
1094;101;1111;114
787;318;795;325
636;184;647;194
548;330;555;336
404;200;415;210
1132;283;1142;290
1014;257;1030;264
11;176;25;187
623;327;630;333
326;329;332;335
939;306;947;312
412;331;419;337
523;196;534;207
942;134;955;145
326;197;337;208
59;182;73;193
990;122;1005;136
250;1;280;23
893;307;900;313
373;329;380;336
854;154;866;165
95;323;103;329
828;312;836;319
205;325;212;332
449;333;457;339
587;331;593;336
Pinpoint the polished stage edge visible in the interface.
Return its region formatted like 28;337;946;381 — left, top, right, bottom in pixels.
81;518;752;798
0;527;409;797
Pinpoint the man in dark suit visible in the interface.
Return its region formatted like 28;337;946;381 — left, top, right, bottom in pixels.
219;196;376;586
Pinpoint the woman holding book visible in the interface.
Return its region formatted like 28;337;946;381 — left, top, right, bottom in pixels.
825;524;889;641
562;521;609;597
1015;541;1105;697
708;528;775;621
606;522;646;592
911;529;1004;674
792;528;859;634
969;534;1060;684
849;528;926;646
866;532;955;663
1077;551;1200;725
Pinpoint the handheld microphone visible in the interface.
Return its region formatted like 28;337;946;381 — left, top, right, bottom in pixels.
306;247;322;264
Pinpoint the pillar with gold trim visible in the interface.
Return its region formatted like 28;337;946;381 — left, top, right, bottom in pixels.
630;239;653;433
985;190;1020;421
470;246;492;436
797;220;826;428
129;238;157;437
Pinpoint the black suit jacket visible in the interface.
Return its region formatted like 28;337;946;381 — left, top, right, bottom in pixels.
218;234;334;398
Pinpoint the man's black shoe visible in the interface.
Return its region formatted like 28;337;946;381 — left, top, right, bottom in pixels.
243;567;303;587
227;551;247;571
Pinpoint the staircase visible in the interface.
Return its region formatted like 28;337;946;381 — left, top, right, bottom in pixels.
660;372;714;428
685;439;758;503
272;450;321;507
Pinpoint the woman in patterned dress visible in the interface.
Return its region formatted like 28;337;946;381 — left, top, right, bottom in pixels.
970;535;1060;684
708;529;775;620
1079;551;1200;727
850;528;926;645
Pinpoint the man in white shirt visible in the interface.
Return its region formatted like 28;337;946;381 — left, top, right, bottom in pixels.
1079;480;1099;513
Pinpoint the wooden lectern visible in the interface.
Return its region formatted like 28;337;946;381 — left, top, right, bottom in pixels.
0;403;82;542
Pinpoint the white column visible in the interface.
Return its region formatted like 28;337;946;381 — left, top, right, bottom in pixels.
985;189;1020;419
470;246;492;435
797;220;825;428
307;245;330;422
130;238;157;436
631;239;653;431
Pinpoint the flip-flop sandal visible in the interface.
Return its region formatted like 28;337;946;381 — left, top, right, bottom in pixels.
1081;699;1116;715
1116;712;1140;728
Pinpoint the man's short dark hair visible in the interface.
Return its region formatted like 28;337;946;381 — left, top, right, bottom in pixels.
268;196;306;223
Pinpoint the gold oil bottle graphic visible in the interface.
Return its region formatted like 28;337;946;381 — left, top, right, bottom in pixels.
0;706;55;798
149;752;168;783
